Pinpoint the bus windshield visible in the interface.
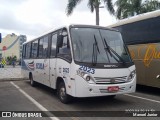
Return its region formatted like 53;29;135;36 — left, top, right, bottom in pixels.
70;27;132;64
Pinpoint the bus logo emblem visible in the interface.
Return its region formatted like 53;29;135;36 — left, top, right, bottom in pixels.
104;65;118;68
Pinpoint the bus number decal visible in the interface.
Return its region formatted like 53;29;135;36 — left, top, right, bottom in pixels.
79;66;83;70
87;68;91;73
79;65;95;74
90;69;95;74
63;68;69;73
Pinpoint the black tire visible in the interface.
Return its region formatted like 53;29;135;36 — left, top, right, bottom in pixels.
108;95;116;99
30;74;36;87
57;82;72;104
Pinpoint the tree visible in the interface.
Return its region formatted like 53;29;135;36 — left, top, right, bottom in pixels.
66;0;114;25
6;56;12;65
12;55;17;61
6;56;17;65
115;0;160;19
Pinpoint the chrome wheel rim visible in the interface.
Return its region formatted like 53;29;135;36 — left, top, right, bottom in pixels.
60;87;66;100
30;78;33;85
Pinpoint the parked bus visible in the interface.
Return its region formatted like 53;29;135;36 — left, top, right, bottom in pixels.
21;25;136;103
109;10;160;88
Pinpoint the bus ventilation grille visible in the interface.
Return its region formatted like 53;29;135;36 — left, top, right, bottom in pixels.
94;76;127;84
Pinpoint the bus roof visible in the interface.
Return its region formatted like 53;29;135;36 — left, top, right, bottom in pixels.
23;25;68;44
23;24;116;44
109;10;160;27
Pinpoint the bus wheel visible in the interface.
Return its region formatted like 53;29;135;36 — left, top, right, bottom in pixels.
108;95;116;99
30;74;36;87
57;82;71;104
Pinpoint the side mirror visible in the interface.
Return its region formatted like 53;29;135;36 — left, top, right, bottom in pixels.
57;35;63;48
0;33;2;43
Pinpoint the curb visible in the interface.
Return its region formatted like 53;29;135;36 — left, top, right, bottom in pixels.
0;78;29;82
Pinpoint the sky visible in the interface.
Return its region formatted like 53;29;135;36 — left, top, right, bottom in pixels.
0;0;117;40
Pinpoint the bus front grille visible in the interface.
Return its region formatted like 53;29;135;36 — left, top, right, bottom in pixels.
94;76;127;84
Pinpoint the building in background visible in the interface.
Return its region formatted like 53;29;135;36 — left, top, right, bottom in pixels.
0;33;26;60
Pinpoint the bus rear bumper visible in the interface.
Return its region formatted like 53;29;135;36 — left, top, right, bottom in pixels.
74;76;136;97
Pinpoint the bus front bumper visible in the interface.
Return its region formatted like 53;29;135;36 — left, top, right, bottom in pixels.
74;75;136;97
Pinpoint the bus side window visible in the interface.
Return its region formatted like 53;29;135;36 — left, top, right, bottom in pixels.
37;36;49;59
57;29;71;62
38;38;44;58
43;36;49;58
50;33;57;57
25;44;28;58
59;36;70;54
31;40;38;58
22;45;26;58
26;43;31;59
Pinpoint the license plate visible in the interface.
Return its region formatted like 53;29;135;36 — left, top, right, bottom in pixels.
108;86;119;92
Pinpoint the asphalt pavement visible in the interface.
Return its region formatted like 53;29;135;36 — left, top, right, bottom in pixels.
0;80;160;120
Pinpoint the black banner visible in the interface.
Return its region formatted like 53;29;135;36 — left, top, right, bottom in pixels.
0;111;159;117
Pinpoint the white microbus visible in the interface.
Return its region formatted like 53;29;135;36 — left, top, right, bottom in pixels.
21;25;136;103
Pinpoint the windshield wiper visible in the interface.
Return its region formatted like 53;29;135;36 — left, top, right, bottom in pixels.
92;35;100;66
103;38;126;64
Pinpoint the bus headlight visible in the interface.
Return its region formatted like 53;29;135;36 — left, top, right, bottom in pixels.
127;70;136;82
86;76;91;81
77;70;95;84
